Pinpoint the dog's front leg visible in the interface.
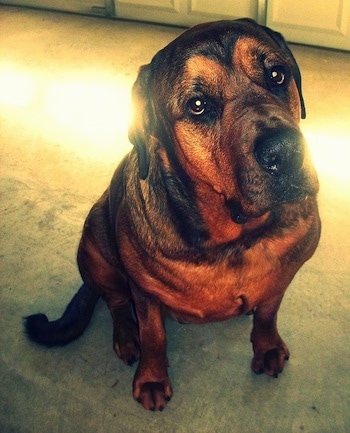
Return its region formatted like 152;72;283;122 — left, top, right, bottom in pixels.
132;293;173;411
250;294;290;378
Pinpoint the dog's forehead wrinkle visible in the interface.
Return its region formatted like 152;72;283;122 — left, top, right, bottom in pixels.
186;55;227;77
155;38;289;108
157;25;253;74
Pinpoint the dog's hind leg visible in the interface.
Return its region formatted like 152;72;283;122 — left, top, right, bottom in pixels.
78;231;140;366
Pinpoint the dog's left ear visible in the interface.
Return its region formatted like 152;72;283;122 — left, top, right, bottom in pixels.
128;64;154;180
262;26;306;119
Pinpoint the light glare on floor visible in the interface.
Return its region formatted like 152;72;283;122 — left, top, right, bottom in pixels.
0;66;34;107
0;63;133;161
45;75;133;156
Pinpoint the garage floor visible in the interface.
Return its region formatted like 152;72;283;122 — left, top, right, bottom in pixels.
1;6;349;433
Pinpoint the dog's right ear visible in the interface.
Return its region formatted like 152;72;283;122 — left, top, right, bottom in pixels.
128;64;154;180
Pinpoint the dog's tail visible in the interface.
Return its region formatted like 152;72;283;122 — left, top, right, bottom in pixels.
24;284;100;346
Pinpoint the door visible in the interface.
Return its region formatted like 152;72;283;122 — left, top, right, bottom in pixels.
114;0;260;27
266;0;350;51
1;0;108;16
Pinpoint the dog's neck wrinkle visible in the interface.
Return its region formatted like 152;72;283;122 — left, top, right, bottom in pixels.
155;147;210;246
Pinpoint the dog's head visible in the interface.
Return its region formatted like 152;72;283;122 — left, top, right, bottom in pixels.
129;19;319;224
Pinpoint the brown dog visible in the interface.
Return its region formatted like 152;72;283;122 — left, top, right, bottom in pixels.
25;19;321;411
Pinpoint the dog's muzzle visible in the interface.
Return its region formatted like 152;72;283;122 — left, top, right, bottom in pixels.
254;128;305;176
251;127;314;210
228;128;313;224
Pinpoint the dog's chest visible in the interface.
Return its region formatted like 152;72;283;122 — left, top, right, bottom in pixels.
129;241;294;323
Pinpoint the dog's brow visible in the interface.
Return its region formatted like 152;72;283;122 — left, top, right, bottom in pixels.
236;39;287;66
190;78;216;93
185;55;229;89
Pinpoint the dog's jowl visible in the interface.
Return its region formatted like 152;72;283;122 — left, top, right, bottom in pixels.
25;19;321;411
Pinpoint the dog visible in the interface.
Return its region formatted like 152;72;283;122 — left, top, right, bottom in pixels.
25;18;321;411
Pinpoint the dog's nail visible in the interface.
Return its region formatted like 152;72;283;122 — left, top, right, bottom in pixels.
159;405;164;412
136;397;142;404
150;406;156;412
165;395;171;402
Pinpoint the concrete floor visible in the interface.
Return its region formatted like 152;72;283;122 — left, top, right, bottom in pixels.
1;6;350;433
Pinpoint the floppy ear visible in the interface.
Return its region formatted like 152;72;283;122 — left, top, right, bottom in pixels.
262;26;306;119
128;64;154;179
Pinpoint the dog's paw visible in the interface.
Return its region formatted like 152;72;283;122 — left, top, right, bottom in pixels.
113;323;140;366
114;339;140;366
133;372;173;411
251;343;290;378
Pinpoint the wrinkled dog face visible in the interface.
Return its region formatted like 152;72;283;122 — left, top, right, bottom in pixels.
131;19;319;223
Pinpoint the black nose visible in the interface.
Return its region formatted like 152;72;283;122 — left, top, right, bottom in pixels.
254;129;305;175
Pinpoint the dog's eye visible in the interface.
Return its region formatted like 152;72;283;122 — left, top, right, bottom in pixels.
269;66;286;86
188;97;211;116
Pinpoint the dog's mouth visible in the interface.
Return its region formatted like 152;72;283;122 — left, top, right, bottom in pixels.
226;200;256;224
225;186;311;225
